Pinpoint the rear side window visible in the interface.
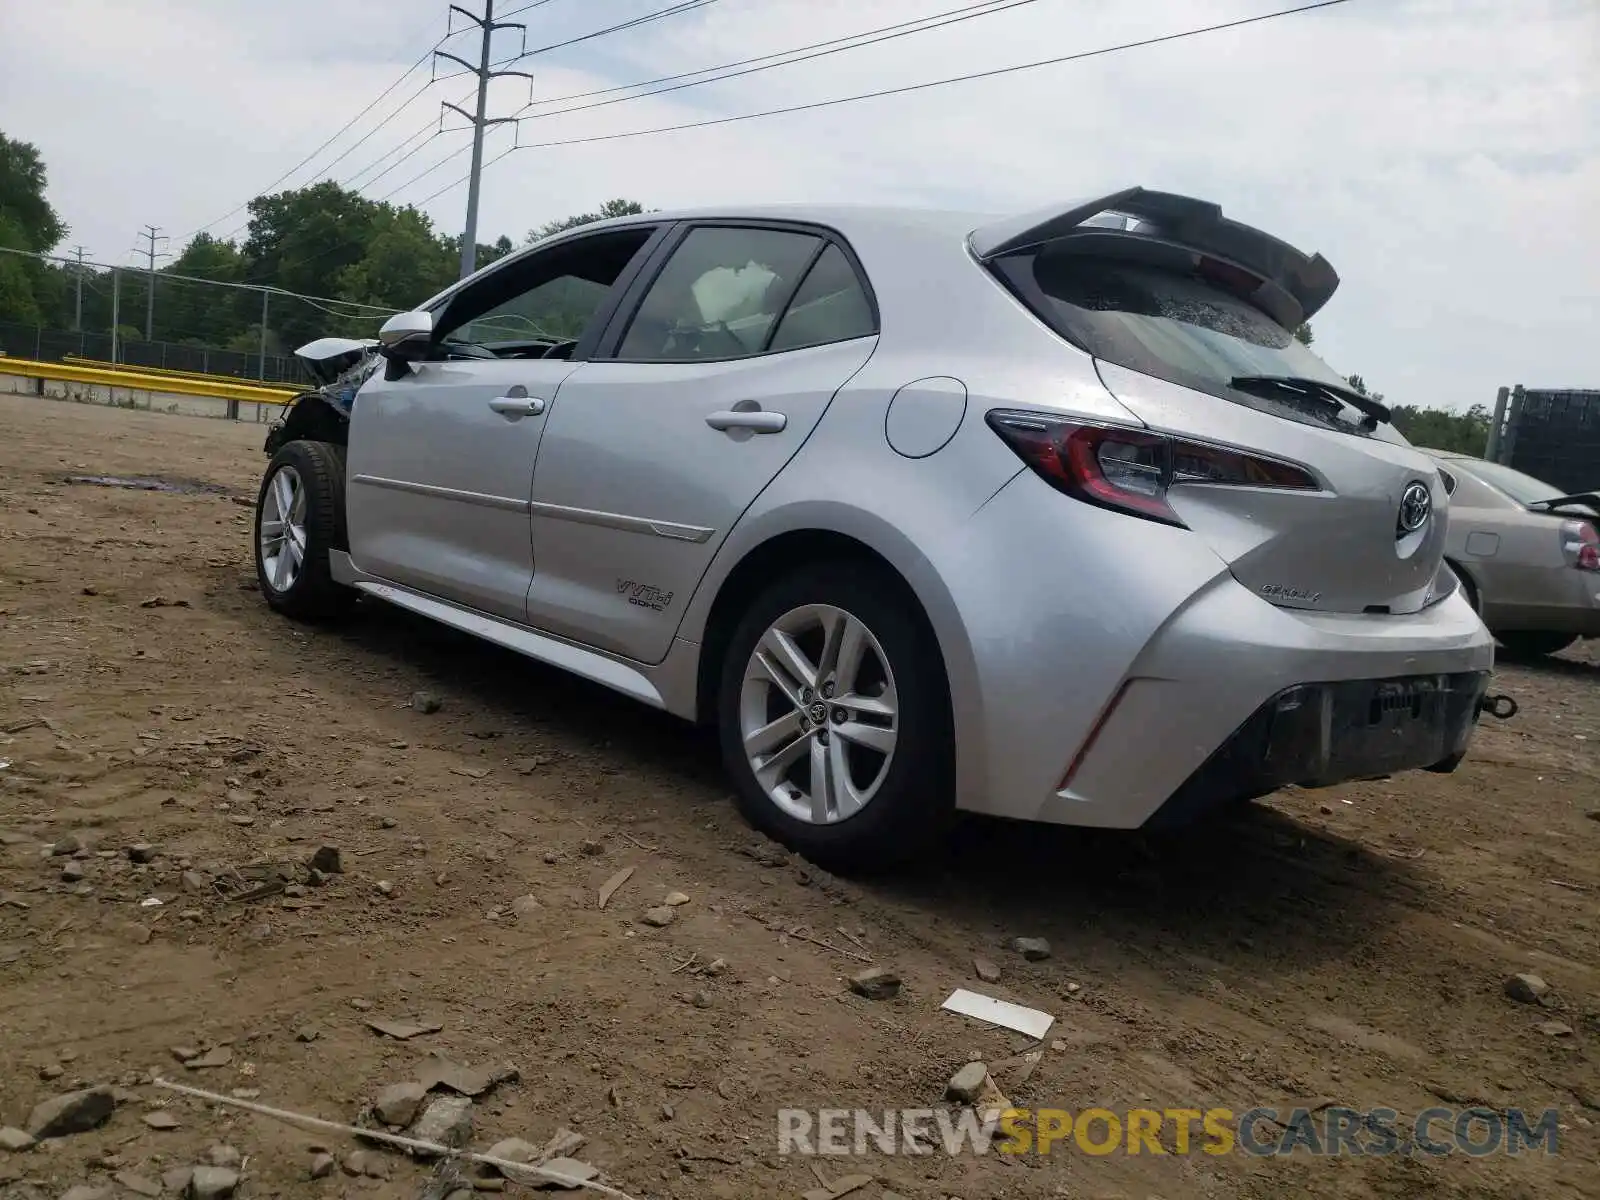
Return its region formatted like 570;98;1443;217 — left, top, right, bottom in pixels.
769;244;876;352
617;226;821;361
993;250;1377;436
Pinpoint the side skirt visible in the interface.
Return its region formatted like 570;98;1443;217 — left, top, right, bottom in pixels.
328;550;666;710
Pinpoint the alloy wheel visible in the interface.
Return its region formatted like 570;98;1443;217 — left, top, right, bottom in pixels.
739;603;899;824
259;464;308;593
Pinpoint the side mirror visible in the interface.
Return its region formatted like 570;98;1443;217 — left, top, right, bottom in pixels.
378;310;433;356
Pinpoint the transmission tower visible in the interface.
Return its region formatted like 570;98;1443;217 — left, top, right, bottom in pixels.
70;246;91;331
135;225;171;340
435;2;533;278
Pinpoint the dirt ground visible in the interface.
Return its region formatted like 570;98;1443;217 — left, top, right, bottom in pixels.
1;393;1596;1200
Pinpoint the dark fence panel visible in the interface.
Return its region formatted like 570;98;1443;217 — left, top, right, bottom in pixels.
1502;389;1600;495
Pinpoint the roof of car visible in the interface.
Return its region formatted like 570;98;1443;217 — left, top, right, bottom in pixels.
614;202;998;225
579;202;1001;239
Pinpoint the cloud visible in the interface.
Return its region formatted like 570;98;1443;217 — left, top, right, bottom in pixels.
2;0;1595;409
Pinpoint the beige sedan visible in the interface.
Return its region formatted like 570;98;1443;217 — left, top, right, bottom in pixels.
1427;450;1600;658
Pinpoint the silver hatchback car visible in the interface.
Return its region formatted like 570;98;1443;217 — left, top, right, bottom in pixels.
255;187;1498;868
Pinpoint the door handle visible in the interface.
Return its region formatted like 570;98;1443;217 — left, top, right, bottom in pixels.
488;395;546;417
706;409;786;434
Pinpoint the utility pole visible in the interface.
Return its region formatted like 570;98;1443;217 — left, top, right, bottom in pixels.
110;269;121;364
70;246;90;332
436;2;533;279
135;225;170;341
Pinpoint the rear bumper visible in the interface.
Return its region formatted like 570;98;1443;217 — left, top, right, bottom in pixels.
933;469;1497;829
1144;670;1489;828
1022;579;1496;829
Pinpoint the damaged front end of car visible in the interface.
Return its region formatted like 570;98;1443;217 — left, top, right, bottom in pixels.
262;336;382;456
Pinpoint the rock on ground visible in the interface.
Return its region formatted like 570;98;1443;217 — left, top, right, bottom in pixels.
407;1094;474;1157
1504;973;1551;1005
946;1061;989;1103
373;1081;428;1126
25;1086;116;1138
186;1166;239;1200
0;1126;37;1151
479;1137;539;1177
1010;937;1051;961
847;966;902;1000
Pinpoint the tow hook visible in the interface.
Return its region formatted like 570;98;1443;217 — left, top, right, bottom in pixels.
1479;693;1518;720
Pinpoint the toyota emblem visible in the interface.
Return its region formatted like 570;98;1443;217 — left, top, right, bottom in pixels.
1397;481;1432;534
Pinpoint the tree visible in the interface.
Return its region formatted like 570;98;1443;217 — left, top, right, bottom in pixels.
1345;373;1384;404
0;138;658;367
1389;403;1491;456
1293;322;1313;346
529;198;646;243
0;133;66;252
0;132;68;330
241;181;383;345
335;206;456;313
443;233;515;271
158;234;246;345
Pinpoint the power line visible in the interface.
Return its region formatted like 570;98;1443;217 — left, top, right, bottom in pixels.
518;0;1046;128
406;0;1352;209
506;0;1356;155
341;123;443;191
517;0;1022;112
375;141;477;204
519;0;720;57
329;76;484;195
377;1;1011;206
181;14;455;241
497;0;568;19
436;0;721;78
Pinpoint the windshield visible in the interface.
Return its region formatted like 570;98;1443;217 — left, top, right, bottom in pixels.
1463;460;1563;506
998;251;1377;436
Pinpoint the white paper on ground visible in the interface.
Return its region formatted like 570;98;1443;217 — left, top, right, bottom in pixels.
940;988;1055;1040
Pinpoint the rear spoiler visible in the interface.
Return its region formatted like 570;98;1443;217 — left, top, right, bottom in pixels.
968;186;1340;328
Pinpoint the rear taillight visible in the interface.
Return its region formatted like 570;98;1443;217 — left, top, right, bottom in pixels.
1561;520;1600;571
986;410;1318;526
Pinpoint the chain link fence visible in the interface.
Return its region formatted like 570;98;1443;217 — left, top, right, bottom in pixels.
0;244;397;388
0;320;309;384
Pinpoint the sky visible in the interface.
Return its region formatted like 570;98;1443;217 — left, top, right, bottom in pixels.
2;0;1596;411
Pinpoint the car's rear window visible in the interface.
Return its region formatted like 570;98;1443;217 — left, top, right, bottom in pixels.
992;249;1377;436
1463;460;1562;507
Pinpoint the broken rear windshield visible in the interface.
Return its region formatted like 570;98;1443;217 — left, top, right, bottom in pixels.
994;250;1377;436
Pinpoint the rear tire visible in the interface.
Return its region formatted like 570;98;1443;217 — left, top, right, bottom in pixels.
254;439;355;622
716;561;953;873
1495;630;1576;660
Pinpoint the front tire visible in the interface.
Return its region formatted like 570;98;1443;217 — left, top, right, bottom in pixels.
254;440;354;621
717;561;953;873
1496;630;1576;660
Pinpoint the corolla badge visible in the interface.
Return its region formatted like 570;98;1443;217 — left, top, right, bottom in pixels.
1260;583;1322;603
1397;482;1432;534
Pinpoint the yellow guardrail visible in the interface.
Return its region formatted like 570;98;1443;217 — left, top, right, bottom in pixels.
61;355;303;393
0;356;298;405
